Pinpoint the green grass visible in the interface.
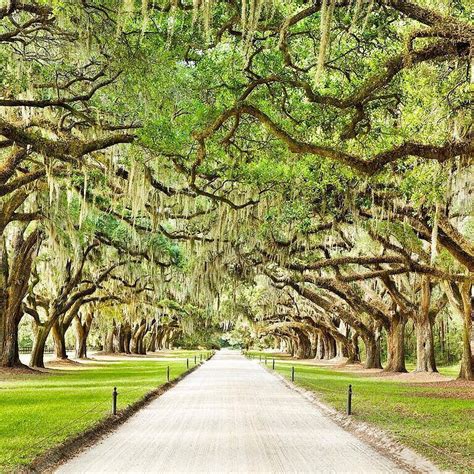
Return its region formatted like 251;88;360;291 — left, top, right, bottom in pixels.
0;350;209;471
247;355;473;472
417;363;461;378
245;350;292;361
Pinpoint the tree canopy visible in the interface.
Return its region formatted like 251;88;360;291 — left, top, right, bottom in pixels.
0;0;473;379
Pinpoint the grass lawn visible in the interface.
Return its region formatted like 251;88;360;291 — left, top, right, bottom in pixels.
0;350;209;472
246;353;473;472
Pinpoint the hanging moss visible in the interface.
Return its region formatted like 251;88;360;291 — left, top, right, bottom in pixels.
315;0;335;83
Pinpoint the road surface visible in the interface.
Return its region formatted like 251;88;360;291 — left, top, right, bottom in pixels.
58;350;403;473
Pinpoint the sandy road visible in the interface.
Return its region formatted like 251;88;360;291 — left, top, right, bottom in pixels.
58;350;403;473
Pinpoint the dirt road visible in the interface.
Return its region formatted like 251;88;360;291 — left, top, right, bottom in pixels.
57;350;404;473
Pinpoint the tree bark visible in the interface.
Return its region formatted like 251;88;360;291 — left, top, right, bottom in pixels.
385;315;407;372
74;320;87;359
444;280;473;381
114;321;131;353
414;277;437;372
103;320;116;353
148;324;157;352
130;319;147;354
315;333;324;359
293;329;312;359
167;329;175;350
415;317;437;372
30;322;51;368
309;331;318;358
1;230;40;368
74;311;93;359
459;281;473;380
1;305;22;367
363;334;383;369
155;328;164;351
321;333;330;359
326;334;336;359
124;321;132;353
347;332;360;363
336;340;345;358
52;321;68;360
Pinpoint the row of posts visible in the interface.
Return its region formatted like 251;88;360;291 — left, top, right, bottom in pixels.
112;351;213;415
253;353;353;416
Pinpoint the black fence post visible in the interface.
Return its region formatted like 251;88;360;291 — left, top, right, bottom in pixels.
264;357;267;366
186;358;189;369
291;366;295;382
272;359;275;370
112;387;118;415
194;355;197;365
167;366;170;382
347;384;352;415
200;353;202;362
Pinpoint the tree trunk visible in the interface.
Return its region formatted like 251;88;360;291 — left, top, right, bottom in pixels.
315;333;324;359
148;335;156;352
104;320;116;353
124;322;132;353
336;340;344;358
131;319;147;354
52;321;68;360
74;312;93;359
326;334;336;359
414;276;437;372
287;337;295;356
363;334;383;369
30;323;51;368
115;323;124;353
385;315;407;372
294;329;312;359
155;328;164;351
321;333;329;359
459;281;473;380
415;317;437;372
166;329;175;350
148;327;157;352
310;331;318;359
346;332;360;363
0;230;39;368
74;321;87;359
0;305;22;367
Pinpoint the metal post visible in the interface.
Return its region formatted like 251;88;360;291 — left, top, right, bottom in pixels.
347;384;352;415
291;366;295;382
112;387;118;415
272;359;275;370
167;366;170;382
194;355;197;365
186;358;189;369
200;353;202;362
265;357;267;366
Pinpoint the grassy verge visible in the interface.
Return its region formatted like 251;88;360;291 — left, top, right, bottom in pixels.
0;350;209;471
246;353;473;472
245;350;292;362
